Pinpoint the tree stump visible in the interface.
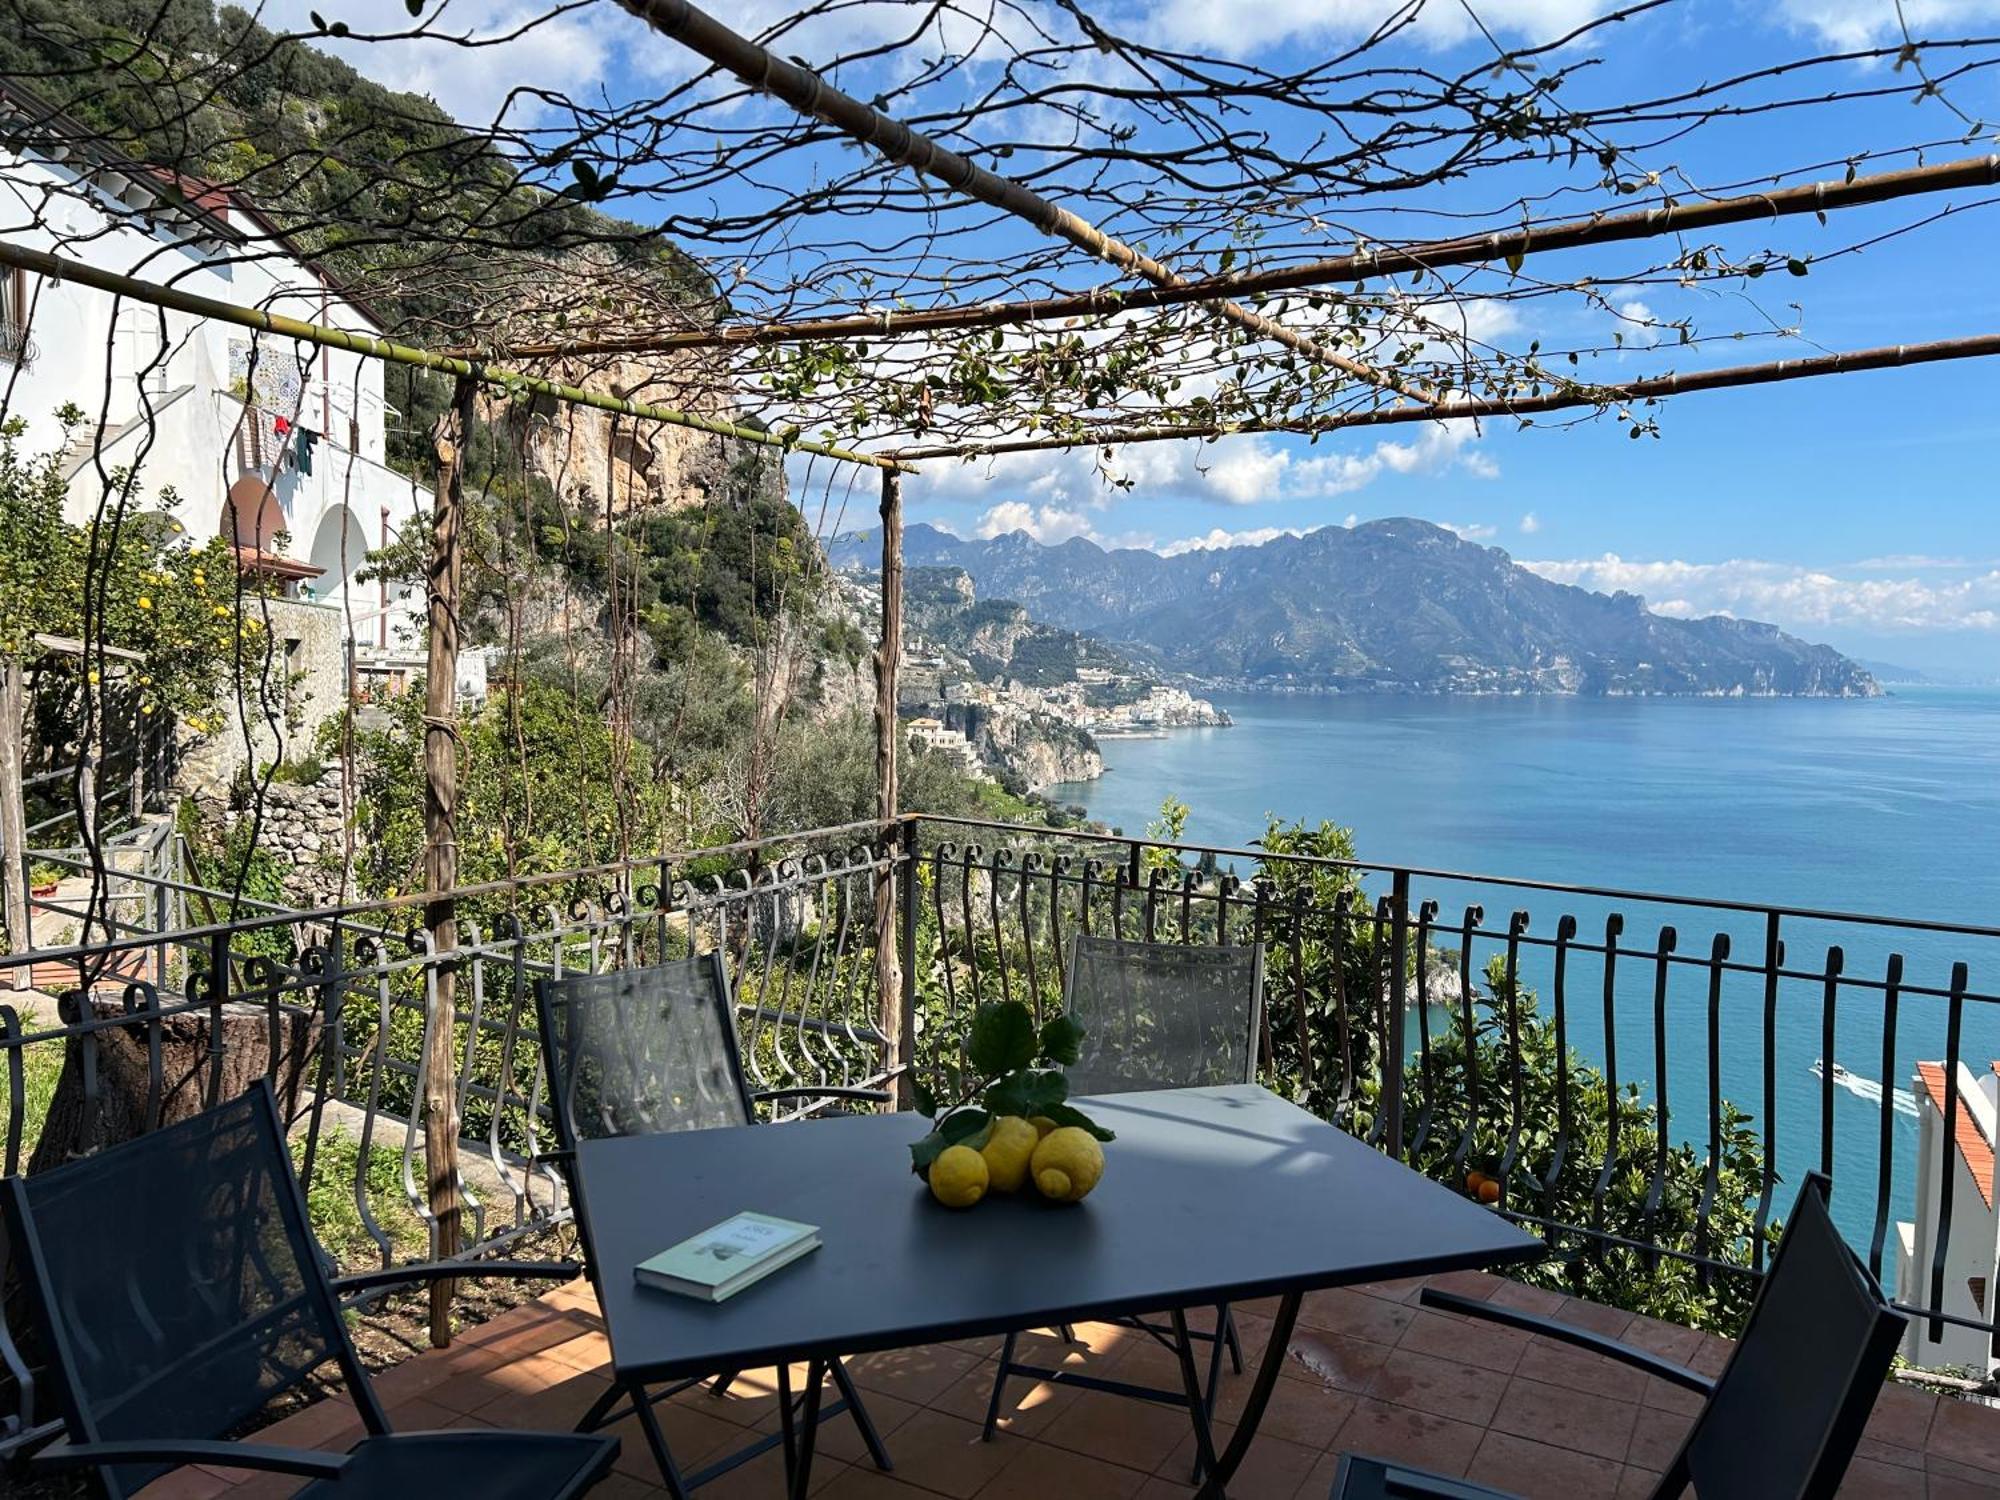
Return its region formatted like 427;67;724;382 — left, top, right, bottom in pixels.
26;988;324;1174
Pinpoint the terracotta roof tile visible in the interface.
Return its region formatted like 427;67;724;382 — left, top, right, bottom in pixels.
1917;1061;1995;1209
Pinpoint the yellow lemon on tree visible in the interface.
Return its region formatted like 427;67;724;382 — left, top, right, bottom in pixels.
929;1144;989;1209
980;1115;1038;1193
1031;1127;1105;1203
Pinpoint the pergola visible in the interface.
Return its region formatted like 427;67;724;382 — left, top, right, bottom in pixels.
2;0;1996;1328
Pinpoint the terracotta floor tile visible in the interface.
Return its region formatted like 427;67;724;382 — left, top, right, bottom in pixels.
818;1463;963;1498
1830;1452;1926;1498
1514;1336;1646;1404
969;1438;1148;1500
1487;1278;1569;1318
1398;1308;1530;1375
1425;1271;1503;1303
1867;1385;1939;1453
1613;1316;1703;1367
928;1360;1082;1439
1552;1298;1635;1340
1041;1388;1198;1474
1300;1288;1415;1346
1466;1430;1625;1500
1623;1405;1692;1473
1489;1376;1637;1463
754;1386;923;1468
1930;1399;2000;1475
1929;1474;2000;1499
810;1407;1014;1499
604;1399;745;1483
1213;1370;1353;1449
1350;1276;1431;1304
846;1344;986;1406
1158;1419;1323;1500
1286;1329;1394;1395
1634;1372;1706;1417
1327;1397;1486;1478
1930;1453;2000;1491
1363;1347;1506;1427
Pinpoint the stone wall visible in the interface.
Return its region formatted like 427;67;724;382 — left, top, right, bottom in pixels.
175;596;348;797
183;772;353;910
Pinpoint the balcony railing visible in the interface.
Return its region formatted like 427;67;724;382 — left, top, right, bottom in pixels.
3;810;1996;1408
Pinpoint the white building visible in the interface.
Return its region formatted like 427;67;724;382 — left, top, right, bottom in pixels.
0;79;428;718
1895;1059;1999;1372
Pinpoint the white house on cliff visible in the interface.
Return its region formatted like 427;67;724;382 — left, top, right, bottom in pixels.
0;77;428;738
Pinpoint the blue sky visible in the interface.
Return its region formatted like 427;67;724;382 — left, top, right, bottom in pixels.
291;0;2000;674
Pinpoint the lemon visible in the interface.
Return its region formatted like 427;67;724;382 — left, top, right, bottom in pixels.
929;1144;989;1209
980;1115;1038;1193
1030;1127;1105;1203
1029;1116;1058;1140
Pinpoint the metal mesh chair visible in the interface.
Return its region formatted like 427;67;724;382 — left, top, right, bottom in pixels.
1064;935;1266;1096
983;936;1265;1467
535;953;893;1497
1;1080;613;1500
1328;1172;1905;1500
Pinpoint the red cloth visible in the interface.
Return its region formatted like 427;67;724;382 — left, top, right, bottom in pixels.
272;415;292;436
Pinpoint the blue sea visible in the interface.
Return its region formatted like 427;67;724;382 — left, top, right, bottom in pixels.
1050;687;2000;1251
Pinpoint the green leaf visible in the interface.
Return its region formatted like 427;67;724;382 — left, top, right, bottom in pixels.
967;1000;1037;1076
405;0;425;14
1039;1014;1085;1066
1786;258;1809;277
984;1068;1069;1119
1040;1101;1116;1142
1504;249;1525;275
911;1079;938;1119
908;1107;992;1170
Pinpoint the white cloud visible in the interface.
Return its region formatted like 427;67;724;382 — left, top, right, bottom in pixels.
912;420;1495;512
1140;0;1624;57
1157;526;1311;557
1521;554;2000;633
253;1;648;125
1519;511;1542;534
975;501;1088;543
1440;520;1498;541
1776;0;2000;49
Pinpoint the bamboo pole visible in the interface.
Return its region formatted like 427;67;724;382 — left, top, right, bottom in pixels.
872;469;906;1104
0;239;913;473
613;0;1427;402
484;154;2000;357
421;375;473;1348
888;330;2000;459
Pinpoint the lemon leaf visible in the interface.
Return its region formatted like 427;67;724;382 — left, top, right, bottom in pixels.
968;1000;1037;1076
1040;1102;1115;1142
1038;1014;1085;1066
985;1068;1068;1119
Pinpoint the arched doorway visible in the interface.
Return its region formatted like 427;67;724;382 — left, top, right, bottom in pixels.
223;476;284;553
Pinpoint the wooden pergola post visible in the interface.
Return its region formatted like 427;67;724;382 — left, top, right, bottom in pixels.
873;468;909;1106
422;374;474;1347
0;658;28;978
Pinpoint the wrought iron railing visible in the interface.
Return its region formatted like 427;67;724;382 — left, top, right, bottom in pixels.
4;807;1998;1398
906;813;2000;1353
0;820;901;1276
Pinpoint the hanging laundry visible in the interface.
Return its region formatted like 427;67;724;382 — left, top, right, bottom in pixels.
296;427;318;476
272;414;293;438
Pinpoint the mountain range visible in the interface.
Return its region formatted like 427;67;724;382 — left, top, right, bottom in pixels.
831;519;1879;698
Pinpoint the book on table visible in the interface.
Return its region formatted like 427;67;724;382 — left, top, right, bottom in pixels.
634;1211;821;1303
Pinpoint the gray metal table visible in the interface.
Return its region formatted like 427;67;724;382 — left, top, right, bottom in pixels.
572;1084;1542;1497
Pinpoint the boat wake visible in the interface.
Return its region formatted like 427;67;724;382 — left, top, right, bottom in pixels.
1810;1059;1919;1119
